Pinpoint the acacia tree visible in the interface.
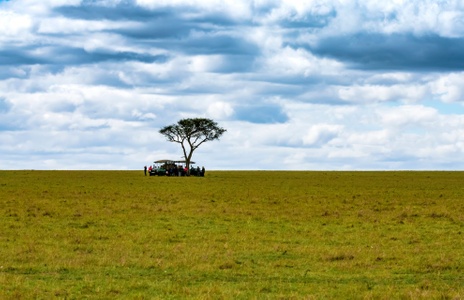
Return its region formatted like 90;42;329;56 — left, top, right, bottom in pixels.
159;118;226;175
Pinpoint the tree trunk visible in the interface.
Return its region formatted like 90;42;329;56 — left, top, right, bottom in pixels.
181;142;189;176
186;150;194;176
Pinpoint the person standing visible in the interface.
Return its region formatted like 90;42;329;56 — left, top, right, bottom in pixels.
201;166;205;177
144;165;147;176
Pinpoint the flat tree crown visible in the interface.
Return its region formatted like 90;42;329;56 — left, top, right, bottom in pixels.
159;118;226;145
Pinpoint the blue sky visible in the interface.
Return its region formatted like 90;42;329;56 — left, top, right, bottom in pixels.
1;0;464;170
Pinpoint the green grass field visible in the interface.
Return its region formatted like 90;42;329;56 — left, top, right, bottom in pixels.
0;171;463;299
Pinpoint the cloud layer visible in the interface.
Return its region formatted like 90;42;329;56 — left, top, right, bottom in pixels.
1;0;464;170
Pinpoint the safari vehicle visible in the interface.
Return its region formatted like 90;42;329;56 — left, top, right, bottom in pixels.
149;159;195;176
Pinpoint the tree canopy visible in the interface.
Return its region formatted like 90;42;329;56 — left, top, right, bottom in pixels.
159;118;226;175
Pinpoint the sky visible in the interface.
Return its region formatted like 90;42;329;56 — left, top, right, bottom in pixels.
1;0;464;170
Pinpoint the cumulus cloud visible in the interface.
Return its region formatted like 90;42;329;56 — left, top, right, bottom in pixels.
1;0;464;170
430;72;464;103
302;124;343;147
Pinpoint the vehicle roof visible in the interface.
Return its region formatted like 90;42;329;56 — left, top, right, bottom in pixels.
154;159;195;164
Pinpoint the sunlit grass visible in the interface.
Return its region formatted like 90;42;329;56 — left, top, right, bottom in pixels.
0;171;463;298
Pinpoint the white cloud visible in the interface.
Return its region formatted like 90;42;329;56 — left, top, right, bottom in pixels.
302;124;343;146
1;0;464;170
338;84;428;104
38;17;119;34
131;109;156;120
0;11;33;37
430;72;464;103
136;0;252;19
207;101;234;119
379;105;438;128
261;46;343;77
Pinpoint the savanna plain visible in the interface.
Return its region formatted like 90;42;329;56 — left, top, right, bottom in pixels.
0;170;463;299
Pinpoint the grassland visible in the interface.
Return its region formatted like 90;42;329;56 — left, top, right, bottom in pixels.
0;170;463;299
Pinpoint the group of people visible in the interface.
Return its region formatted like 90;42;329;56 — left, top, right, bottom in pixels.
144;164;206;177
189;166;206;177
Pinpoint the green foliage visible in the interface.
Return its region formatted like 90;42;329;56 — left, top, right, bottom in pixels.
0;171;463;298
159;118;226;144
